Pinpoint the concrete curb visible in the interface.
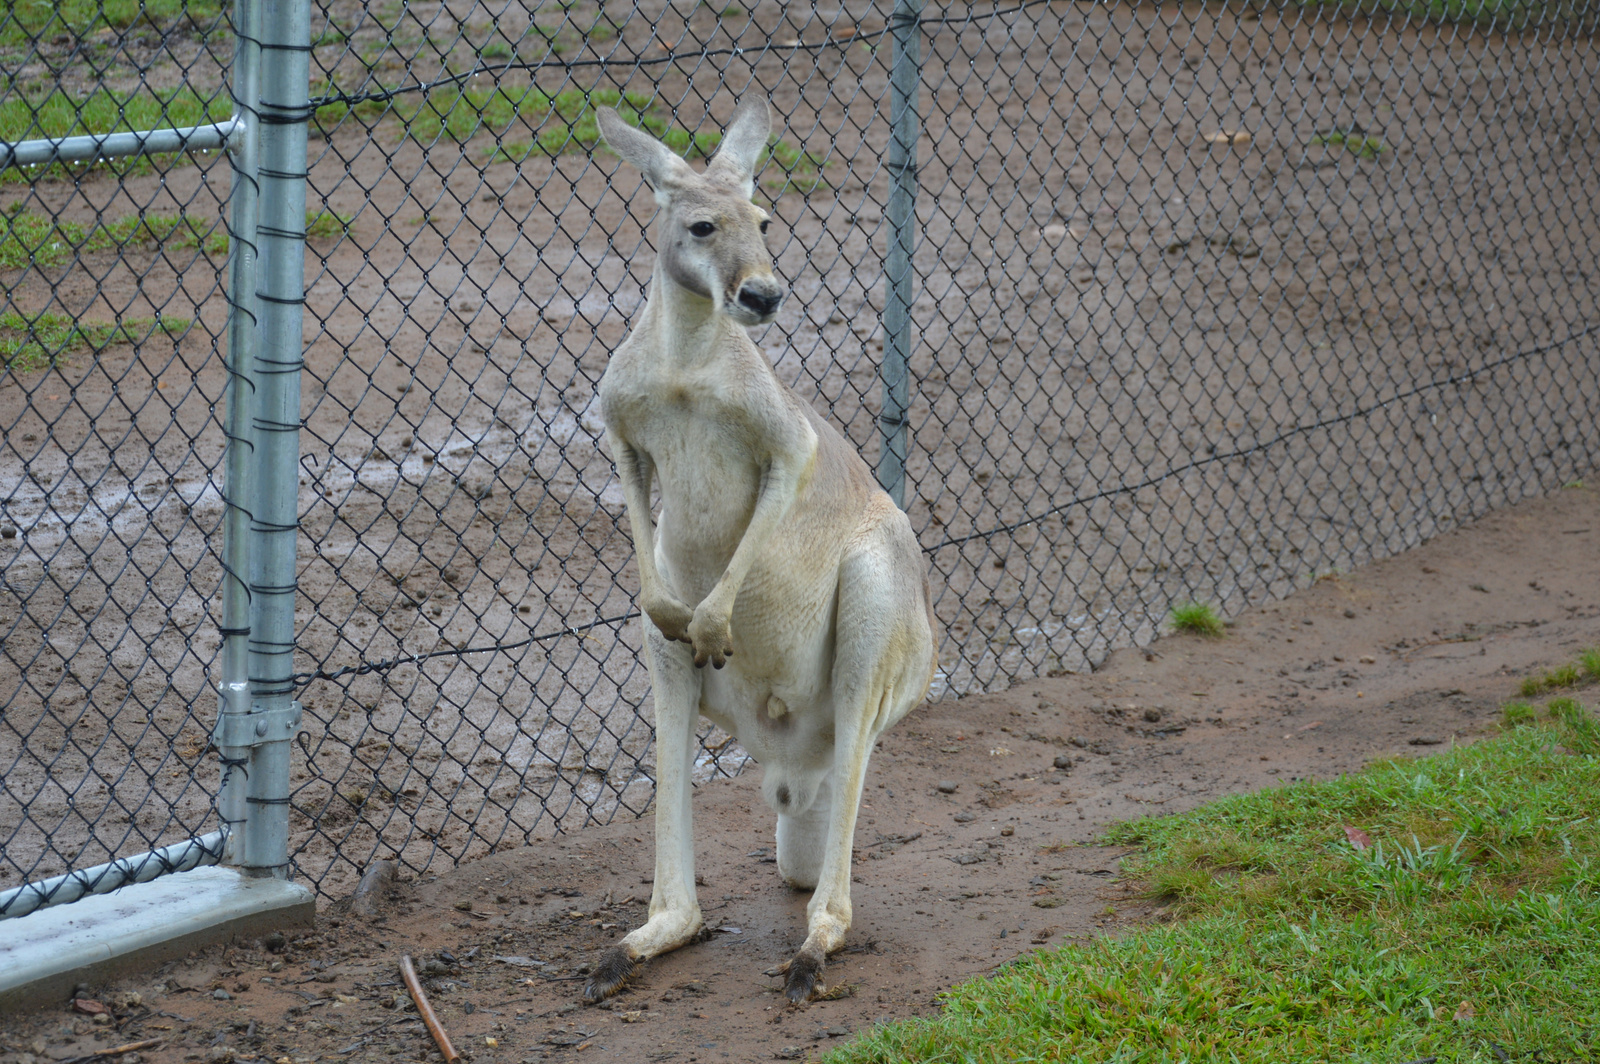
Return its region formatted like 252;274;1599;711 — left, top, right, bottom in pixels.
0;866;314;1013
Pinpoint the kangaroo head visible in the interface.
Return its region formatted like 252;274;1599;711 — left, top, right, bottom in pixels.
597;100;784;326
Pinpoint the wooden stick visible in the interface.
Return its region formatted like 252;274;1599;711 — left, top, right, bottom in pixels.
400;955;460;1064
58;1038;165;1064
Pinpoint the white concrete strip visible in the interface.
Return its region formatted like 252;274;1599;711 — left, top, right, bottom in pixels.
0;866;313;1012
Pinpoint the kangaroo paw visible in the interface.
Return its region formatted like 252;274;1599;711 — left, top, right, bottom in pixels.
783;950;824;1004
583;946;638;1004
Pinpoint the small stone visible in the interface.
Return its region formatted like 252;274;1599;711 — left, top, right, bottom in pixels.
1410;736;1443;746
1142;708;1162;723
999;826;1014;837
1053;754;1073;770
936;780;958;794
1069;736;1088;748
953;810;976;823
1;526;16;539
213;989;232;1001
1343;608;1357;618
264;932;287;952
207;1047;234;1064
1359;655;1376;664
92;1013;113;1026
453;900;473;911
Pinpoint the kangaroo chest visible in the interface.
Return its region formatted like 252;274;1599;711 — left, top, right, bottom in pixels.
602;361;776;580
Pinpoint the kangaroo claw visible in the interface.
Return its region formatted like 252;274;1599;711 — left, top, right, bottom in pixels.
783;952;824;1004
583;946;638;1004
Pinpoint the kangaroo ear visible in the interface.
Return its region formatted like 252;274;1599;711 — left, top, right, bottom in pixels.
596;107;695;202
705;98;770;196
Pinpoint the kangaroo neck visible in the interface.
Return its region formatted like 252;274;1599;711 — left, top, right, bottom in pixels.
637;260;744;368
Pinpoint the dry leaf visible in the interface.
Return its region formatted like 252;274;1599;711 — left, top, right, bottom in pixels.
1203;130;1251;146
1454;1001;1476;1021
1343;825;1372;850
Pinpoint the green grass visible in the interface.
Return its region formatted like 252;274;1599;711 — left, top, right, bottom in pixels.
0;0;223;49
1168;599;1225;637
1519;646;1599;696
0;207;347;270
0;309;189;371
0;86;232;182
403;85;654;146
485;99;824;198
764;140;829;196
827;703;1600;1063
1308;128;1390;160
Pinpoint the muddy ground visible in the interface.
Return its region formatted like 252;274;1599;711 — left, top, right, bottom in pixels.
4;0;1598;903
3;479;1596;1063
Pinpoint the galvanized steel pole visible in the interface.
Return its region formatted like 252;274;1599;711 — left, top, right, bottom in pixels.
241;0;312;875
215;0;261;869
877;0;923;510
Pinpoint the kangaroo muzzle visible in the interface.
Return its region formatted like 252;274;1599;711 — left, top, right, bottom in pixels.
735;279;784;320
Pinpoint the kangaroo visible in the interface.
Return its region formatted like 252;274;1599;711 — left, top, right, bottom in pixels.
583;99;937;1005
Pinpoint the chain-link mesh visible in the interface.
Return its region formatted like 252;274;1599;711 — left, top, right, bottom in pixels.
3;0;1598;905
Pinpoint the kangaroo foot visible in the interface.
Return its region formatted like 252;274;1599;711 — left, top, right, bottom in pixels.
582;946;638;1004
778;949;825;1004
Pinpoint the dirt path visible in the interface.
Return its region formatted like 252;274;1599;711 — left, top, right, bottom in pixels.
3;479;1598;1063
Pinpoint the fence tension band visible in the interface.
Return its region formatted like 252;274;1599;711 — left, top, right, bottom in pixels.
213;701;304;750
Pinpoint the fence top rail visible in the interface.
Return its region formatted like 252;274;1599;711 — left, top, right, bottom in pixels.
0;118;241;172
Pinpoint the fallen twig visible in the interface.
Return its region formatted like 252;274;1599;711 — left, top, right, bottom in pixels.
400;954;460;1064
57;1039;164;1064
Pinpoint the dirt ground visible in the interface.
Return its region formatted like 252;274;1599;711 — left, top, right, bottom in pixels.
3;479;1595;1064
4;1;1598;903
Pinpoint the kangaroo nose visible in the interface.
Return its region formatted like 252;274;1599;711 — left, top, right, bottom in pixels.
736;284;783;317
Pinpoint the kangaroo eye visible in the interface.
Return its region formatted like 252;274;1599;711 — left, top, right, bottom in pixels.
759;220;770;234
689;221;715;237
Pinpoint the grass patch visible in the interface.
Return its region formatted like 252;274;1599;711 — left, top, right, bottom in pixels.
0;309;189;372
0;207;346;270
0;86;232;182
0;0;223;49
828;704;1600;1063
1168;599;1225;637
403;85;653;146
764;141;829;196
1500;699;1537;727
1519;646;1600;696
1308;127;1390;160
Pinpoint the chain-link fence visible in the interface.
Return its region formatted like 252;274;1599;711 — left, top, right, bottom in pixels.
3;0;1598;911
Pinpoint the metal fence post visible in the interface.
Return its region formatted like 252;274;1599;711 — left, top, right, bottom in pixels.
240;0;312;875
877;0;924;510
215;0;261;870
